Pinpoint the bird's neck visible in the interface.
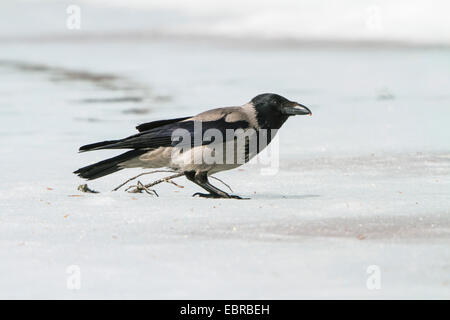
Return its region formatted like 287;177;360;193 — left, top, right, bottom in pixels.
256;112;289;130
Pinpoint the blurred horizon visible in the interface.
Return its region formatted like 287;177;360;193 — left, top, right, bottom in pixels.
1;0;450;47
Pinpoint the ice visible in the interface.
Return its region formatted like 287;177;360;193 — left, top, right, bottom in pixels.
0;1;449;299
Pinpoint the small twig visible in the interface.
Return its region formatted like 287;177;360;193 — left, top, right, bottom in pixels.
165;179;185;189
210;176;233;193
113;171;234;197
126;172;185;194
77;184;99;193
137;181;159;197
112;170;177;191
124;185;136;192
124;181;159;196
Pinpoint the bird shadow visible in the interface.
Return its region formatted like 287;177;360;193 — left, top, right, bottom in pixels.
249;193;320;200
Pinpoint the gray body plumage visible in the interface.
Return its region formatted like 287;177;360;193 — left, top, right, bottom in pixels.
121;103;261;174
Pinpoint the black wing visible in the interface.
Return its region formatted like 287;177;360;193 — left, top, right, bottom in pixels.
79;117;250;152
80;116;192;152
136;116;192;132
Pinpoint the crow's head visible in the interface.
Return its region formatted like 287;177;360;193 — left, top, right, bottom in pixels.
251;93;311;129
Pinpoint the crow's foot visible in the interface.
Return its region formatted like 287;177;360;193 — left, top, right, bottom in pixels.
192;192;248;199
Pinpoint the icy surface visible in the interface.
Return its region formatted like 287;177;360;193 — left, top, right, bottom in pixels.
0;1;449;299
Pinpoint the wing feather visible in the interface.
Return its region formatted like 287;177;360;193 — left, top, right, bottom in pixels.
79;107;253;152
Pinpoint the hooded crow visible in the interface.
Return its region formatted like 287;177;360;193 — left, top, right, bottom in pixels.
74;93;312;199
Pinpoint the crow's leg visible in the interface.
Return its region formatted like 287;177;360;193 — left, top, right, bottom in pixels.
185;171;247;199
185;171;228;198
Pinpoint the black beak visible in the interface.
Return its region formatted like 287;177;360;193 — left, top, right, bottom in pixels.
282;103;312;116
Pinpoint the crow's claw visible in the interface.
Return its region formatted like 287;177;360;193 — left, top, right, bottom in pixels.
192;192;249;199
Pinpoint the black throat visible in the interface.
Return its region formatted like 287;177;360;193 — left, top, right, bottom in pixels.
254;104;289;130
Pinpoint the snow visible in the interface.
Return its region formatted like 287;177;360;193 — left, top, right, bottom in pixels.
0;1;449;299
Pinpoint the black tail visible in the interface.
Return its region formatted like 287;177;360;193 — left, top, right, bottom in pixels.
79;139;121;152
74;150;146;180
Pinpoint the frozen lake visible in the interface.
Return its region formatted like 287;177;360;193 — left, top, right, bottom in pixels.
0;1;449;299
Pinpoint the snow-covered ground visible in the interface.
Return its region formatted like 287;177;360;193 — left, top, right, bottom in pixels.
0;1;449;299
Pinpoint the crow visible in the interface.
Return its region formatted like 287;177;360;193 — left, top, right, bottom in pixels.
74;93;311;199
